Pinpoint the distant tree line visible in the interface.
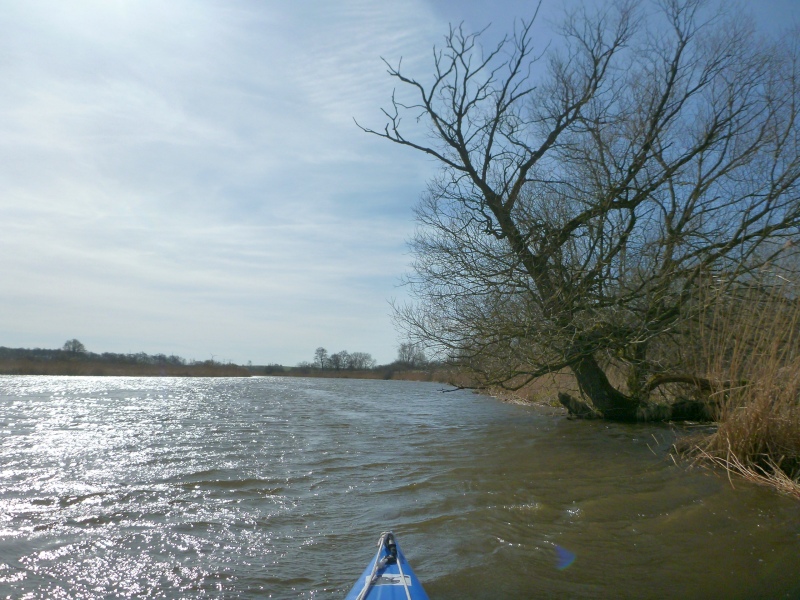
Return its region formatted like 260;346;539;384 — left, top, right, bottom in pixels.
0;339;439;379
0;340;251;377
296;343;429;372
0;340;190;366
297;347;377;371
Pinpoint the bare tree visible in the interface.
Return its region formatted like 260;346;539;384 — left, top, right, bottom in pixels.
363;0;800;420
348;352;376;370
62;339;86;354
330;350;350;370
397;342;427;368
314;347;329;370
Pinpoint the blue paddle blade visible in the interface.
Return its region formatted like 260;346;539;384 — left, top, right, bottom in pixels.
555;545;576;570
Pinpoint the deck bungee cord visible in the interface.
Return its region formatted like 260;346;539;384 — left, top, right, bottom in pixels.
355;532;411;600
349;531;426;600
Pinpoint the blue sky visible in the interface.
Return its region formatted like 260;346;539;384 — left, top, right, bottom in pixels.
1;0;798;366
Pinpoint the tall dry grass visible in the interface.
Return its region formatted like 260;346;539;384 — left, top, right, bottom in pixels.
684;275;800;497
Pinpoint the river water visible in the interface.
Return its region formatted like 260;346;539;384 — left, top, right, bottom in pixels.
1;375;799;599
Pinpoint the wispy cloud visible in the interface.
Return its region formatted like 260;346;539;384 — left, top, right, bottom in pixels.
0;0;447;364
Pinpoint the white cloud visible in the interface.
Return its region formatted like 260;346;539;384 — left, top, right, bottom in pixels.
0;0;448;364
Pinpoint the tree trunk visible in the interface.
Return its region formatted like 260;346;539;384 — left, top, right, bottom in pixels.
569;355;639;422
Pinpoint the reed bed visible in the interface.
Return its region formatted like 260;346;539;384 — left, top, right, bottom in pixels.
683;275;800;497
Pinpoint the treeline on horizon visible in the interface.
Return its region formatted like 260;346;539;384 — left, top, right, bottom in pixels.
0;340;445;380
0;342;252;377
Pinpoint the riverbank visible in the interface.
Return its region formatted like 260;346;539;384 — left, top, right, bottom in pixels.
443;368;800;500
0;345;253;377
265;366;452;382
0;353;447;381
0;358;251;377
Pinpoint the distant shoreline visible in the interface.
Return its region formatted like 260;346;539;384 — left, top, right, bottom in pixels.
0;358;252;377
0;358;449;382
259;368;447;383
0;344;457;382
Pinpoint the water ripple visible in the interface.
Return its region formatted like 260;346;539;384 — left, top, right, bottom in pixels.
1;376;800;599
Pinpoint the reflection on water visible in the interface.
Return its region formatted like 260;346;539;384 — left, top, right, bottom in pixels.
0;375;798;599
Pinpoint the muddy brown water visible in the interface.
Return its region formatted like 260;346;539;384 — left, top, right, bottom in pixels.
1;375;798;598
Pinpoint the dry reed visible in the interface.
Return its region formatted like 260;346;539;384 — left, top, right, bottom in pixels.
683;274;800;497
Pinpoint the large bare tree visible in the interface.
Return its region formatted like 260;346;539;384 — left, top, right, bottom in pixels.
362;0;800;420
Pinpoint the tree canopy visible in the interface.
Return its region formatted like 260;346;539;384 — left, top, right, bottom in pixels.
364;0;800;420
62;339;86;354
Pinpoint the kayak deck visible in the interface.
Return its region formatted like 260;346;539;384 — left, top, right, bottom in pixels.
344;531;430;600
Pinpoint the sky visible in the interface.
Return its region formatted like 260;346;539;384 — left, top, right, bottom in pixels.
1;0;798;367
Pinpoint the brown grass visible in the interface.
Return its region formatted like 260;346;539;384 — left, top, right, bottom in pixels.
681;276;800;497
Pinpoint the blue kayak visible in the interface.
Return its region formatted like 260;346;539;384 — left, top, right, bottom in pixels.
345;532;430;600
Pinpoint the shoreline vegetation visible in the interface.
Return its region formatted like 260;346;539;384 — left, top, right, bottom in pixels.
0;344;449;382
466;361;800;501
0;345;252;377
476;278;800;500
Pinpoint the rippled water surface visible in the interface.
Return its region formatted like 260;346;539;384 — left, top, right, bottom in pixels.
1;375;799;599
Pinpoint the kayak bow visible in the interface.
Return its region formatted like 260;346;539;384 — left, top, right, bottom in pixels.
345;531;430;600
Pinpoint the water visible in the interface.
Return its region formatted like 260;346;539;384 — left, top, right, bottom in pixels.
1;375;799;599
